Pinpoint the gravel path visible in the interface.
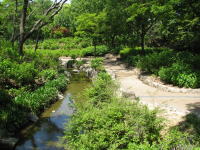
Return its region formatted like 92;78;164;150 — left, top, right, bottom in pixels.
104;55;200;126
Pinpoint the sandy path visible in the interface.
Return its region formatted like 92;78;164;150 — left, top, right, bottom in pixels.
104;55;200;125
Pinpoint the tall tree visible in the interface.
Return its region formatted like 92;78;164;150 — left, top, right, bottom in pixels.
18;0;68;55
127;0;169;53
160;0;200;52
75;13;106;56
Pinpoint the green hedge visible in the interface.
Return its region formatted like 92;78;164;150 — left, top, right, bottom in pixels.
25;37;92;50
26;45;109;58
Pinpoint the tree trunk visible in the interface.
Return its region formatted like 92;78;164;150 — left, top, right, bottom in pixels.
111;35;116;49
140;25;145;55
34;30;40;52
93;38;97;57
11;0;18;48
19;0;29;55
18;40;25;55
141;33;145;54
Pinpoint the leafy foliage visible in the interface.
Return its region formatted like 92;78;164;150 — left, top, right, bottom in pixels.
63;72;199;149
120;47;200;88
0;45;68;131
38;69;58;82
91;58;104;71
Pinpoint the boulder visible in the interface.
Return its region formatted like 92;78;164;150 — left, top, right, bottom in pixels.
58;93;64;100
72;69;79;73
28;113;39;122
59;57;72;66
121;89;136;99
64;71;71;78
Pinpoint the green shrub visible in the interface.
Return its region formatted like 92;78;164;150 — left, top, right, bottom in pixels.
0;59;38;86
119;47;200;88
32;53;59;70
159;129;198;149
85;72;116;105
0;59;13;82
158;67;172;83
119;47;133;59
158;62;196;87
83;45;109;56
176;73;199;88
38;69;58;81
8;86;29;98
14;75;67;114
65;100;163;150
64;73;163;149
136;50;174;74
14;62;38;84
0;75;67;129
91;58;104;71
45;74;68;91
33;37;92;50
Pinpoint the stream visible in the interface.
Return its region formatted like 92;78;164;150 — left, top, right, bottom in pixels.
15;72;91;150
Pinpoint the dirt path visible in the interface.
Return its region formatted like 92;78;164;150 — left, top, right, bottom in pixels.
104;55;200;126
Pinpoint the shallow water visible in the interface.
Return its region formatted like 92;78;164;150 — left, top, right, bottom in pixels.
15;73;91;150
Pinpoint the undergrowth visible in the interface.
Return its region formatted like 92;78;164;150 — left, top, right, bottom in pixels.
120;47;200;88
63;72;200;149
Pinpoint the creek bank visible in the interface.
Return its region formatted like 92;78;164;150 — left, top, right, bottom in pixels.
0;77;67;149
59;56;132;100
0;92;66;150
59;57;98;78
14;71;91;150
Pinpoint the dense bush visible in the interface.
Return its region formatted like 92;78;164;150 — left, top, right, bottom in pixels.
159;62;200;88
91;58;104;71
38;69;58;82
136;50;174;74
0;75;68;129
176;73;199;88
0;45;68;131
84;72;116;105
63;72;199;149
14;75;67;113
120;47;200;88
79;45;109;57
0;59;38;86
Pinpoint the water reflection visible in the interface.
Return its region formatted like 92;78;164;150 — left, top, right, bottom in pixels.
15;73;91;150
15;94;73;150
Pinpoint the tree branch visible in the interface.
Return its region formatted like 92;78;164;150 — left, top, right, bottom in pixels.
25;0;67;39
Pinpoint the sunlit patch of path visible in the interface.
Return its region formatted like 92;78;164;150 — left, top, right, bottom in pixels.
104;54;200;126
